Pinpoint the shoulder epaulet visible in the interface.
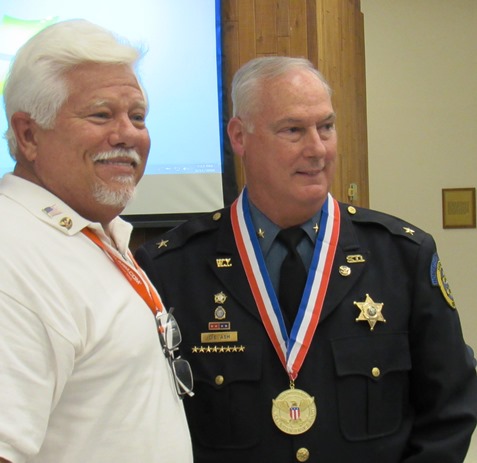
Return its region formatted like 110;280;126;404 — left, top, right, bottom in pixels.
340;203;427;244
140;208;227;258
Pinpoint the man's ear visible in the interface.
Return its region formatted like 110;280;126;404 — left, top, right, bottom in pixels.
227;117;247;158
10;112;40;162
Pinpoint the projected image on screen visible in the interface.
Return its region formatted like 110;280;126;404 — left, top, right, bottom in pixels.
0;0;225;219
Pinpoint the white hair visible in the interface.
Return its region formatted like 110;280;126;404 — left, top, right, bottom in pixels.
3;19;145;157
230;56;332;127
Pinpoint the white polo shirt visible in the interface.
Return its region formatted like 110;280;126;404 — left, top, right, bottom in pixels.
0;174;192;463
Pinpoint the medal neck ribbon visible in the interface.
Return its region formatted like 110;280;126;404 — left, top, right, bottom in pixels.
231;188;340;381
82;227;164;321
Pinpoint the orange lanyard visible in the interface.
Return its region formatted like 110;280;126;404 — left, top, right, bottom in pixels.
82;227;164;320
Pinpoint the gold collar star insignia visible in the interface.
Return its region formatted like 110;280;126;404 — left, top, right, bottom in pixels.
403;227;415;235
313;223;319;233
354;294;386;331
257;228;265;238
156;239;169;249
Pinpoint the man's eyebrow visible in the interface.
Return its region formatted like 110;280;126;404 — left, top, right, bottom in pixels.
85;99;148;110
81;99;111;112
320;112;337;123
273;112;336;127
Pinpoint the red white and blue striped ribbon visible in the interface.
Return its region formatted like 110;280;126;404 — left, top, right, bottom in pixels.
231;188;340;380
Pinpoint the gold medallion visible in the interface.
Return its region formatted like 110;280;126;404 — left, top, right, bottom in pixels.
272;388;316;435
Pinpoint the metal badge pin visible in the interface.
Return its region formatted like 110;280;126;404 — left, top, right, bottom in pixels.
339;265;351;277
214;292;227;304
354;294;386;331
59;217;73;230
346;254;366;264
42;205;62;218
214;306;226;320
216;258;232;268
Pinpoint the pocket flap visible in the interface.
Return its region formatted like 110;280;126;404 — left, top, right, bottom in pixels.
331;333;411;380
184;343;262;388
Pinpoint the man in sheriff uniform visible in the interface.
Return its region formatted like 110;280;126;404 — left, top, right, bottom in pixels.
135;57;477;462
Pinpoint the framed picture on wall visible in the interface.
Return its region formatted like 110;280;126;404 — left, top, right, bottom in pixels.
442;188;476;229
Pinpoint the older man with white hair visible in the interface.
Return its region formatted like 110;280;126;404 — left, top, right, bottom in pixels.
0;19;192;463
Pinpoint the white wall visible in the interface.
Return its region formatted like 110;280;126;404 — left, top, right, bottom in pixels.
361;1;477;459
361;0;477;348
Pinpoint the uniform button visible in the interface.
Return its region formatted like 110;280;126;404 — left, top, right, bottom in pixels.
372;367;381;378
215;375;224;385
213;212;222;221
347;206;357;215
296;447;310;462
296;447;310;461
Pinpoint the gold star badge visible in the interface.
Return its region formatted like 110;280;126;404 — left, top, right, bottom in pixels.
156;239;169;249
214;292;227;304
313;223;319;233
354;294;386;331
257;228;265;238
403;227;415;235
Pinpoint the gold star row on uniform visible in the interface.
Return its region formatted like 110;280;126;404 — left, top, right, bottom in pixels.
191;345;246;354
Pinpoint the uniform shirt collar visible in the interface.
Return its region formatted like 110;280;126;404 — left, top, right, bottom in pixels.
247;198;321;257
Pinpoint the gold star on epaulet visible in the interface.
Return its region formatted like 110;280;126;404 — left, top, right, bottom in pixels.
156;239;169;249
403;227;415;235
354;294;386;331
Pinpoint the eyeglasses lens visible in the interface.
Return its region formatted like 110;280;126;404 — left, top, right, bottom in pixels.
157;310;194;397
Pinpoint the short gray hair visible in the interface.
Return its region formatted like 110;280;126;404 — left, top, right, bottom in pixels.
230;56;332;123
4;19;145;158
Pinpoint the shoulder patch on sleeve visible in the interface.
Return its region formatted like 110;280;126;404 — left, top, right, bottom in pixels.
430;252;456;309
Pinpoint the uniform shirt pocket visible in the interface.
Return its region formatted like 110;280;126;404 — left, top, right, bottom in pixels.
331;333;411;441
184;343;262;449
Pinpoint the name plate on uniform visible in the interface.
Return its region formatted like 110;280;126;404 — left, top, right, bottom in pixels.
201;331;238;343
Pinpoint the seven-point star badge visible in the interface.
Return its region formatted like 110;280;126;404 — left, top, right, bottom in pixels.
354;294;386;331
